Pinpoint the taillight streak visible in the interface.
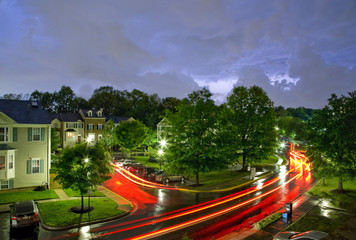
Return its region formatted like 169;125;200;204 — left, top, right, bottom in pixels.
116;172;301;240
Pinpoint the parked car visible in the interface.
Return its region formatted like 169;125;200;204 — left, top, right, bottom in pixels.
273;230;328;240
155;170;186;184
148;156;158;163
9;200;39;230
145;167;159;180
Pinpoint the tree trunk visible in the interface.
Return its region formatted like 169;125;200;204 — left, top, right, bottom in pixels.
195;173;200;185
81;194;84;212
338;176;344;192
242;152;246;169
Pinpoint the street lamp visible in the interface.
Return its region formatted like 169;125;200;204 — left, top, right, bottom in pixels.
158;149;164;170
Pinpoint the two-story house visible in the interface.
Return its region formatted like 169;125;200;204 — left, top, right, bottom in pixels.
52;113;85;148
0;100;52;190
79;109;106;145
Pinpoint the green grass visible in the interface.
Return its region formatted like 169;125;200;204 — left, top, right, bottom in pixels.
63;188;105;197
282;177;356;234
283;207;348;233
38;198;126;227
257;212;282;230
184;170;251;191
307;178;356;211
133;156;165;169
0;190;59;204
259;155;279;165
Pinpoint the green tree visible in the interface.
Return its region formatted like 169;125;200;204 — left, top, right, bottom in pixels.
54;86;77;113
114;120;148;156
88;86;118;115
165;88;224;185
307;91;356;192
55;142;113;212
220;86;278;169
277;116;305;141
50;128;61;160
101;119;119;152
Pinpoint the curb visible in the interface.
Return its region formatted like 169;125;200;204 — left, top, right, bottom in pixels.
40;211;130;231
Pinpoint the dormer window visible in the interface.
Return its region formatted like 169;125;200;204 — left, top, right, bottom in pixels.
97;111;102;117
88;110;92;117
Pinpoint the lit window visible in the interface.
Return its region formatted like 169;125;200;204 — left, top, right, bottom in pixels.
66;132;74;138
0;156;5;170
33;128;41;141
32;159;40;173
8;155;14;169
0;127;9;142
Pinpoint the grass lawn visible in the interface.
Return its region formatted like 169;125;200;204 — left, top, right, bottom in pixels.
133;156;165;169
307;177;356;211
184;170;252;191
63;188;105;197
0;190;59;204
38;198;126;227
282;177;356;235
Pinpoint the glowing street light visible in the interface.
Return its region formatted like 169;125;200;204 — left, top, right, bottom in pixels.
158;149;164;155
160;139;167;147
84;158;89;163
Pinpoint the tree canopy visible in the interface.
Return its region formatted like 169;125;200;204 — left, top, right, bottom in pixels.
54;142;113;211
220;85;278;169
114;119;148;155
307;91;356;191
165;88;226;185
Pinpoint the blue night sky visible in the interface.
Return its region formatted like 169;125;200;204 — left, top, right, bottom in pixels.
1;0;356;108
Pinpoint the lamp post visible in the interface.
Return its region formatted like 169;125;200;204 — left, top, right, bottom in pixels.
158;149;164;170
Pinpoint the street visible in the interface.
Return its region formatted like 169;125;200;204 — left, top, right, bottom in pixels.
0;151;314;240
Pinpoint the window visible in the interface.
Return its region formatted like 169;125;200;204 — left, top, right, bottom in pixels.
97;111;102;117
0;156;5;170
32;159;40;173
66;123;83;128
88;124;94;130
97;124;103;130
8;155;13;169
88;111;92;117
33;128;41;141
28;128;44;141
0;127;9;142
98;135;102;140
66;132;74;138
26;159;43;174
1;180;8;189
0;180;13;189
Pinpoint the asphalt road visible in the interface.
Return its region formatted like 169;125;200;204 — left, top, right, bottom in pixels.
0;159;314;240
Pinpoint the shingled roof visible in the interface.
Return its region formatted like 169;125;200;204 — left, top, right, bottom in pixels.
0;99;53;124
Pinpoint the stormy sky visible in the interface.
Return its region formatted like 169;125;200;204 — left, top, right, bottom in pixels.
1;0;355;108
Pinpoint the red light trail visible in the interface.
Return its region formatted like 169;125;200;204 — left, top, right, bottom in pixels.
52;144;312;240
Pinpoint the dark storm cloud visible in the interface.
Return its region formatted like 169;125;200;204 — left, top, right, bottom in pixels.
1;0;355;108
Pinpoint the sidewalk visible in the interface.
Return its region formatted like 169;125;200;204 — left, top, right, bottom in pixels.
218;195;319;240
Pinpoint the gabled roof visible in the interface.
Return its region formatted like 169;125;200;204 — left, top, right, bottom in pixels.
80;109;105;118
0;100;53;124
106;116;131;124
60;113;82;122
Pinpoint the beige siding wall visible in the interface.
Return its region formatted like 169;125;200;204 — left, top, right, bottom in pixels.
11;125;49;188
